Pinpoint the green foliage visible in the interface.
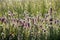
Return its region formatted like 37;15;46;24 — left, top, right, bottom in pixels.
0;0;60;40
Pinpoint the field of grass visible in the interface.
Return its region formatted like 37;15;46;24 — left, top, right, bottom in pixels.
0;0;60;40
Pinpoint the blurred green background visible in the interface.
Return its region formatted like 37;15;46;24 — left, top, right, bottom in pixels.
0;0;60;18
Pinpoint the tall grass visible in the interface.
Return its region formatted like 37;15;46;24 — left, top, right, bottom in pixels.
0;0;60;40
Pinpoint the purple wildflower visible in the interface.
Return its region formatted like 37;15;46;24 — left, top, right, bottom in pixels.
50;22;52;25
17;19;20;23
54;19;60;24
50;7;52;13
27;23;30;27
48;7;52;15
40;25;42;28
4;19;8;24
44;30;46;32
19;20;24;26
24;22;28;27
49;18;53;21
42;29;46;32
1;17;5;23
